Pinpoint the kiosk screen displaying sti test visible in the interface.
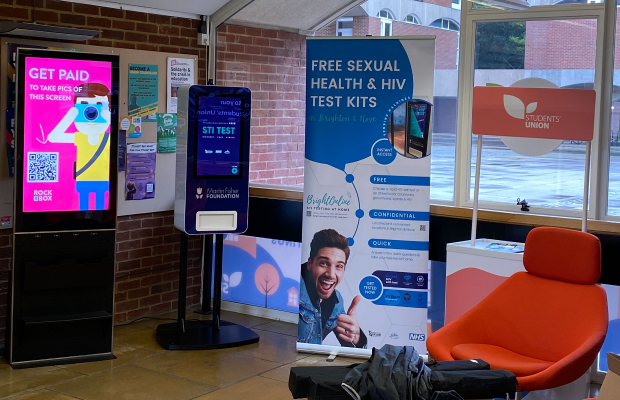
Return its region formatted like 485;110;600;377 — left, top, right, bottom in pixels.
409;103;427;139
195;96;243;178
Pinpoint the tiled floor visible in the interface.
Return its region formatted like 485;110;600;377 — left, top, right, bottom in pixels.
0;310;358;400
1;310;605;399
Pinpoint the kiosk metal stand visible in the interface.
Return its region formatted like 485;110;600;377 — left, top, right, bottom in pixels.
155;233;259;350
194;234;213;315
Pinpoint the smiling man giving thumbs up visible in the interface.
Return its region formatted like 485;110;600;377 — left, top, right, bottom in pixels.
298;229;368;348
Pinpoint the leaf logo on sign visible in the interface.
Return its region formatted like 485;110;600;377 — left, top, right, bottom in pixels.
222;272;242;294
503;95;537;120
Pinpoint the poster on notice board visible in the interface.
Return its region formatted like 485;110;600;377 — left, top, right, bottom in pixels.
167;57;194;113
298;37;435;357
128;63;158;121
156;113;177;153
125;143;156;200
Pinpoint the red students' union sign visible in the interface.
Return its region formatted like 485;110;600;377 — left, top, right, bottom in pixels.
472;86;596;141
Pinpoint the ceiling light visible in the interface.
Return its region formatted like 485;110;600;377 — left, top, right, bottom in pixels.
0;22;100;41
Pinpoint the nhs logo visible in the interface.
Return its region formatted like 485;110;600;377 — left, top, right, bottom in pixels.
409;333;426;341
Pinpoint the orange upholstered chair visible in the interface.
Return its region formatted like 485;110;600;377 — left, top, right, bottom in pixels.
427;227;608;392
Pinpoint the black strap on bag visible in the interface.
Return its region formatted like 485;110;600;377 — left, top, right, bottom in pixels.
74;131;110;179
426;359;491;371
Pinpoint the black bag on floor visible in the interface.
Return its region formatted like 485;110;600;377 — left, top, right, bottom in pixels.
308;374;352;400
426;359;490;371
430;369;517;399
289;365;359;399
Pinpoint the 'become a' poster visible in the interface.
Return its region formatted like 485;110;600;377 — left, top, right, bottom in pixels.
128;64;158;121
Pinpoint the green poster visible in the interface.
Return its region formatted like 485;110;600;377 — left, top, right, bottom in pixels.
157;113;177;153
128;64;158;120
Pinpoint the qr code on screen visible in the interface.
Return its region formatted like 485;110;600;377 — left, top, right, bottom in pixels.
419;225;426;232
27;152;59;183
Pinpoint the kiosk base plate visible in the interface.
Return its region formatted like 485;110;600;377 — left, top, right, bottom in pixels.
155;320;259;350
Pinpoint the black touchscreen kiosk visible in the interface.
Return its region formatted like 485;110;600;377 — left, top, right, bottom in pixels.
405;101;432;158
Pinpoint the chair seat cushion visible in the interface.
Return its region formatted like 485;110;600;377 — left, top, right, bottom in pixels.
451;344;554;377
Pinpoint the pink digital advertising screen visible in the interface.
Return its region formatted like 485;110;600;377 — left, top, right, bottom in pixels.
22;57;113;212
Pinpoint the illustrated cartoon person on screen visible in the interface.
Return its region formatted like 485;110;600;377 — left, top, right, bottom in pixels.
46;83;111;211
298;229;367;348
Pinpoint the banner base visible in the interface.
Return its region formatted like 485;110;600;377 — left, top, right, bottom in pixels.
156;320;259;350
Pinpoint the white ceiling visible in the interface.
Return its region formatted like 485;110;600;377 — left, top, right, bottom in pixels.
103;0;229;15
67;0;365;31
232;0;363;31
68;0;229;17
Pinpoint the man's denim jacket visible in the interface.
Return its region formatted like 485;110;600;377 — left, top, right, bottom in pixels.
297;273;345;344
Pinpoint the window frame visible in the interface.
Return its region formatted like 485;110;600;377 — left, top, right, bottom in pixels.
453;2;610;220
336;17;353;36
404;14;422;24
377;9;395;20
381;18;393;36
430;17;461;31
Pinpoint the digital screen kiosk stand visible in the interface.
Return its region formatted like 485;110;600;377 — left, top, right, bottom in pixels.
156;85;257;350
9;49;119;368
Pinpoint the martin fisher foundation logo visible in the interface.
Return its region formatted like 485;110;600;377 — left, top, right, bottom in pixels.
472;86;595;141
503;95;561;129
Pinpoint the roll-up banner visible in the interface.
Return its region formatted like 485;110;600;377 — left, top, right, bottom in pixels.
298;37;436;357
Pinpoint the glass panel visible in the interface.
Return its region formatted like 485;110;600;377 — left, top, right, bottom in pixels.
471;0;604;8
597;284;620;372
470;19;597;210
607;7;620;216
383;20;392;36
316;2;460;201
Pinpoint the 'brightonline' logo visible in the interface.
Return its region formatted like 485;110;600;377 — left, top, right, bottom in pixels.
306;194;351;207
503;95;560;129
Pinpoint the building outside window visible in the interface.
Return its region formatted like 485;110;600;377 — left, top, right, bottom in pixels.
378;9;395;36
404;14;421;24
336;17;353;36
430;18;460;32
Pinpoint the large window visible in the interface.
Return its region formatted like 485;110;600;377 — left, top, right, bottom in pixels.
607;7;620;216
469;19;596;212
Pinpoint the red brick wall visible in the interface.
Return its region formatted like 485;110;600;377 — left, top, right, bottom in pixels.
367;16;383;37
392;22;458;69
113;211;203;325
317;20;337;37
216;24;306;187
0;0;206;347
0;230;11;349
525;19;597;70
424;0;454;7
0;0;207;82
